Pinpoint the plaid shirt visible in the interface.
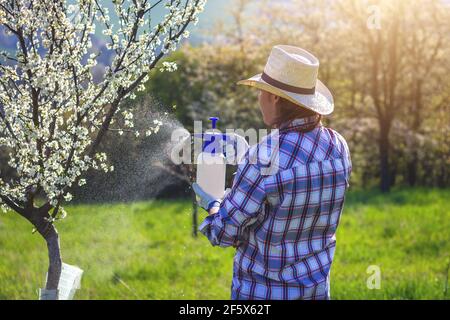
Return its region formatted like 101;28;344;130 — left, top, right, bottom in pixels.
199;116;352;300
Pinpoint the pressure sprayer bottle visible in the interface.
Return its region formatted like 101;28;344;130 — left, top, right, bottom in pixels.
195;117;249;200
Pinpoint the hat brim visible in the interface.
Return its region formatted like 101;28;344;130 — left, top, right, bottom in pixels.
237;73;334;115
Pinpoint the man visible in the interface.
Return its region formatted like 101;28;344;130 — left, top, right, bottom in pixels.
193;45;352;300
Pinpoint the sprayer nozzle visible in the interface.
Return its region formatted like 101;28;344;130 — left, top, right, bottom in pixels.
209;117;219;129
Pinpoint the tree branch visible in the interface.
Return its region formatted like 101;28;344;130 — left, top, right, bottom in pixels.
0;194;27;217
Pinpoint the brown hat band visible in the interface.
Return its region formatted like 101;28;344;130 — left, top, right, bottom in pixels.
261;72;316;95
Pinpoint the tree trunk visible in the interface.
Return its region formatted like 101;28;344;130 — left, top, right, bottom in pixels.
390;160;397;188
27;209;62;298
407;150;418;186
44;229;62;291
407;80;422;187
379;125;391;193
192;190;198;238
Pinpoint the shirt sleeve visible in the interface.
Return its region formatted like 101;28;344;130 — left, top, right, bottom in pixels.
339;133;352;185
198;156;266;247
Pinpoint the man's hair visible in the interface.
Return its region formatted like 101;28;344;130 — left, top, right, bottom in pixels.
276;97;319;122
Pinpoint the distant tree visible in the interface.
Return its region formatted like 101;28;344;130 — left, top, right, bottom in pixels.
338;0;449;191
401;1;449;186
239;0;450;190
146;44;264;130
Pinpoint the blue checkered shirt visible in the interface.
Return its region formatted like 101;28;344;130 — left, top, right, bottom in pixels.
199;116;352;300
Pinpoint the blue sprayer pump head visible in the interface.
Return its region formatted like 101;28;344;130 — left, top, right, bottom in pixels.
190;116;249;162
209;117;219;129
202;117;225;155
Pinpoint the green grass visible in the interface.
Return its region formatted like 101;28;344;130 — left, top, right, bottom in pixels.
0;188;449;300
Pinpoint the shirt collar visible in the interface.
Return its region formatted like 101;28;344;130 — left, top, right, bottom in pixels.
279;115;322;133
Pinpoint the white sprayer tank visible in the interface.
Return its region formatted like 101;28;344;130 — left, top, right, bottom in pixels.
197;151;226;199
196;117;226;199
195;117;249;201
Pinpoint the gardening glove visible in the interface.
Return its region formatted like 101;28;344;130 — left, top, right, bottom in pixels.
192;183;221;211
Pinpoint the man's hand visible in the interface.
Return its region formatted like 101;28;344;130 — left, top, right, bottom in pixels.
208;206;220;215
232;241;243;248
207;188;232;215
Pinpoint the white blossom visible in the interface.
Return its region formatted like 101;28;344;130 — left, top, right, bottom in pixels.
0;0;206;213
160;61;178;72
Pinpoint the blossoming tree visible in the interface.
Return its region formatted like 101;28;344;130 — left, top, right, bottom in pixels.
0;0;206;297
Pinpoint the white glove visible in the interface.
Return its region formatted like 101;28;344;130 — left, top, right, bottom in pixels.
192;183;221;211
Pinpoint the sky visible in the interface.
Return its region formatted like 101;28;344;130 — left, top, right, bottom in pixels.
0;0;230;81
0;0;229;51
99;0;229;43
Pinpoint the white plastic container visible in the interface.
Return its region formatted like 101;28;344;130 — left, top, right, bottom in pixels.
195;117;249;200
196;151;226;199
196;117;226;199
40;262;83;300
57;263;83;300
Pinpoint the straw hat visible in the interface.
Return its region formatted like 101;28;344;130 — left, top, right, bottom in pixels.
237;45;334;115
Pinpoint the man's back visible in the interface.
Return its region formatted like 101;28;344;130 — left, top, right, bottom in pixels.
231;117;352;300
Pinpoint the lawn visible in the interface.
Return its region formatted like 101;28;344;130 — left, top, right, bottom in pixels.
0;188;449;300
